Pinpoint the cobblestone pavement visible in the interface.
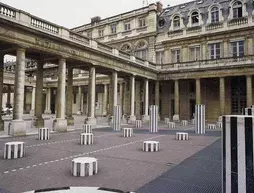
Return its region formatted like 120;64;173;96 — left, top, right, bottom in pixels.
0;122;220;193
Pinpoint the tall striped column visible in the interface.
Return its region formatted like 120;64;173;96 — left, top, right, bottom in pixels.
222;115;254;193
113;105;121;131
149;105;158;133
195;104;205;134
244;108;254;116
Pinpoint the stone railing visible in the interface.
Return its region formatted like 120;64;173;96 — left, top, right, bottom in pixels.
0;2;157;72
160;55;254;71
206;22;223;31
227;17;248;27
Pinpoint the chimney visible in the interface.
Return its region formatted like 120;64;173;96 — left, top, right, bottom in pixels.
156;1;163;13
91;16;101;24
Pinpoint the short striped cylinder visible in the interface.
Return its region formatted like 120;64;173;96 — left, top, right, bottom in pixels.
208;124;216;130
71;157;98;177
217;121;222;128
38;128;49;140
135;120;142;128
83;124;92;133
164;118;170;124
244;108;254;115
191;119;195;125
149;105;158;133
222;115;254;193
168;122;176;129
195;104;205;134
80;133;94;145
113;106;121;131
181;120;188;126
143;141;160;152
175;132;189;141
122;128;133;137
4;142;25;159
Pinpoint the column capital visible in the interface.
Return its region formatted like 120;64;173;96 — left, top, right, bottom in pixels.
16;47;26;52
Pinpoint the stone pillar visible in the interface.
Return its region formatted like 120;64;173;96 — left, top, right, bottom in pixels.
0;54;4;131
44;88;51;114
155;80;160;111
11;48;26;136
6;85;11;107
119;82;123;107
223;40;228;57
143;79;149;122
123;80;129;115
102;84;108;116
76;86;82;112
196;78;201;104
66;66;74;125
112;71;118;107
86;66;97;125
173;79;180;121
54;58;67;131
246;75;252;107
219;77;225;115
30;86;35;115
130;75;136;121
108;76;113;115
34;60;44;127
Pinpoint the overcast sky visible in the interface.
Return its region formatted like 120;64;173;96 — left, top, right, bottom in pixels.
1;0;188;28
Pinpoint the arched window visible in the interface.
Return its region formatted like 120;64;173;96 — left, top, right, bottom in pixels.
173;16;180;29
120;44;131;53
191;11;199;25
233;1;243;18
211;7;219;23
134;41;148;60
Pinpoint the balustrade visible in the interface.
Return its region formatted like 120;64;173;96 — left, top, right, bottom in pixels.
69;32;90;45
31;17;59;34
0;4;16;18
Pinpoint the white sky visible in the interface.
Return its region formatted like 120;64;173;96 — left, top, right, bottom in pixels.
1;0;188;28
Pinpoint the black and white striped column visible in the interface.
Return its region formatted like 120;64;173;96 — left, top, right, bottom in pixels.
71;157;98;177
195;104;205;134
181;120;188;126
175;132;189;140
149;105;158;133
135;120;142;128
4;142;25;159
164;118;170;124
122;128;133;137
113;105;121;131
244;108;254;115
208;124;216;130
38;128;50;140
83;124;92;133
143;141;160;152
222;115;254;193
80;133;94;145
168;122;176;129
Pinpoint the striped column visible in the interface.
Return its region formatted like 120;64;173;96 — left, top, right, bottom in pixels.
244;108;254;115
71;157;98;177
181;120;188;126
80;133;94;145
217;121;223;129
222;115;254;193
195;104;205;134
113;105;121;131
176;132;189;140
149;105;158;133
135;120;142;128
4;142;25;159
83;124;92;133
38;128;50;140
122;128;133;137
164;118;170;124
143;141;160;152
208;124;216;130
168;122;176;129
191;118;196;125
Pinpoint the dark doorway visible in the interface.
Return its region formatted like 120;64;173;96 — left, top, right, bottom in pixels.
231;76;246;114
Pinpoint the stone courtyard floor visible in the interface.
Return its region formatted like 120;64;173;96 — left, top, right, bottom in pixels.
0;119;221;193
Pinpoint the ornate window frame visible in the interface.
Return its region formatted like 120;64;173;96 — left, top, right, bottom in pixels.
169;14;183;31
207;4;223;24
228;0;248;20
187;9;203;28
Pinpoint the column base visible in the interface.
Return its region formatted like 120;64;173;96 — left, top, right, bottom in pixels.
129;115;136;124
53;118;67;132
34;117;45;128
85;117;97;128
44;110;52;114
67;116;74;126
142;115;150;122
0;119;4;131
173;114;180;122
10;120;26;136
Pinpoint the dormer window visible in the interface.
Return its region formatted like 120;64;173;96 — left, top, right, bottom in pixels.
173;16;180;29
211;7;219;23
233;1;243;18
110;24;117;34
191;12;199;25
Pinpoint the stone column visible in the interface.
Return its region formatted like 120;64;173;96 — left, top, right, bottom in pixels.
246;75;252;107
155;80;160;109
112;71;118;107
102;84;108;116
119;82;123;107
223;40;228;57
123;81;129;115
196;78;201;104
30;86;35;115
219;77;225;115
54;58;67;131
66;66;74;125
108;76;113;115
86;66;97;125
129;75;136;121
11;48;26;136
173;79;180;121
0;54;4;131
143;79;149;122
6;85;11;107
76;86;82;112
44;88;51;114
34;60;44;127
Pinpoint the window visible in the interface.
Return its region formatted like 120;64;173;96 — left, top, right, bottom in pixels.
134;41;148;60
231;40;244;57
120;44;132;53
173;16;180;29
233;1;243;18
156;51;165;64
98;29;104;37
171;49;180;63
158;18;165;28
110;24;117;34
209;43;221;59
124;22;131;31
191;11;199;25
211;7;219;23
138;17;146;27
189;46;200;61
